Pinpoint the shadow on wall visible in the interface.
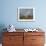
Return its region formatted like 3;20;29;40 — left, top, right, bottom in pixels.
0;24;7;43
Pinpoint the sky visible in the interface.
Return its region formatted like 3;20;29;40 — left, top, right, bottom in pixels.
20;9;33;16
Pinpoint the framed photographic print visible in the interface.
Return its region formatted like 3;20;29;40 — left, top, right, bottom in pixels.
17;7;35;21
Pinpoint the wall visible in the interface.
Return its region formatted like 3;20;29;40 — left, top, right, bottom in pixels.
0;0;46;30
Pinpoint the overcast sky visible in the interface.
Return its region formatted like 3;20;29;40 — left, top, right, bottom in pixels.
20;9;33;16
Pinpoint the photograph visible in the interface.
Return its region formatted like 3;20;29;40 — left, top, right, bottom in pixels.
0;0;46;46
18;7;35;21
